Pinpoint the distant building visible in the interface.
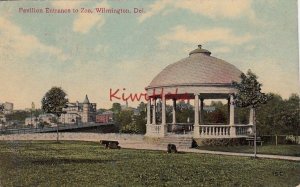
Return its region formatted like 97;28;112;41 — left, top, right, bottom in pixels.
4;102;13;111
59;95;96;124
25;116;38;127
96;111;114;123
0;114;6;124
39;114;57;125
7;120;21;127
0;102;14;114
25;114;57;127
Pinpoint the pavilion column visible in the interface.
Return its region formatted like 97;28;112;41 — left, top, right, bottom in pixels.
200;98;204;124
152;98;156;125
145;99;151;136
193;94;200;138
229;94;236;137
227;98;230;125
172;99;176;131
160;95;167;136
146;99;151;125
172;99;176;124
229;94;235;125
162;96;166;125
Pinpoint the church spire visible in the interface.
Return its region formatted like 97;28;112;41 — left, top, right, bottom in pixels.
83;94;90;104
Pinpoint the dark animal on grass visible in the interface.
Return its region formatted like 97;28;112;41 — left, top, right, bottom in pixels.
100;140;120;149
167;144;177;153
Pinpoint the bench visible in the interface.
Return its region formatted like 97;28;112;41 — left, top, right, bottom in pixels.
246;137;263;146
100;140;120;149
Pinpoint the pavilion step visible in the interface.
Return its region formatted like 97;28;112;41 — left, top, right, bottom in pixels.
152;137;193;149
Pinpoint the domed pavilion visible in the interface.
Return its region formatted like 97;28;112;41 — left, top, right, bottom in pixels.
145;45;253;138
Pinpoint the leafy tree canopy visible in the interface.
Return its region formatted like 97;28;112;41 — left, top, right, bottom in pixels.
97;108;108;114
111;103;121;114
41;87;68;117
233;70;270;108
5;111;30;121
137;102;146;112
0;104;4;113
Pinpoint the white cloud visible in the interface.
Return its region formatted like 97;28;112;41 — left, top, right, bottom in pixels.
0;16;71;109
158;25;253;47
244;45;256;51
72;1;109;34
94;44;109;54
213;46;232;54
139;0;257;22
138;0;172;23
175;0;254;19
0;16;69;61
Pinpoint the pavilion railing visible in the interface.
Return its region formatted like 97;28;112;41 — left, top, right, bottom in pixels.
235;124;253;136
199;125;231;138
167;123;194;134
147;123;253;138
199;124;253;138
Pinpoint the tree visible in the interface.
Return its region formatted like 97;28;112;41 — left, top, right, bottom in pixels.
176;101;194;123
137;102;146;112
256;93;283;136
5;111;30;121
132;102;147;134
0;104;4;113
111;103;121;114
41;87;68;142
206;101;227;124
117;110;133;133
97;108;107;114
233;70;270;157
249;93;299;144
280;94;300;140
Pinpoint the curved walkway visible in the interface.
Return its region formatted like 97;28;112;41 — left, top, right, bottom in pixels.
120;142;300;161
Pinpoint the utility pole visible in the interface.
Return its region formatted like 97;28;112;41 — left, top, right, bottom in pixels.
253;109;257;158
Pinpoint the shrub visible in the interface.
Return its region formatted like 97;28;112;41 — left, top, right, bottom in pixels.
201;138;246;146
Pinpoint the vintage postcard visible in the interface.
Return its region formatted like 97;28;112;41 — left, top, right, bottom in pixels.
0;0;299;186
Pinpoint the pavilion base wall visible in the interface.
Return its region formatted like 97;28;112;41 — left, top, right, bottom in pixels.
145;124;168;138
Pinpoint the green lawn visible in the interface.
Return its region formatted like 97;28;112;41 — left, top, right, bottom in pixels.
198;145;300;156
0;141;299;187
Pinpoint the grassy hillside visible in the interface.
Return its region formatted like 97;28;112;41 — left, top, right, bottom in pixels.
0;141;299;186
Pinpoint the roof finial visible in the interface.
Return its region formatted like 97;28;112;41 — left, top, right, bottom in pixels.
189;44;211;56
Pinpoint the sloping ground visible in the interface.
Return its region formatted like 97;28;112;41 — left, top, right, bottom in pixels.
1;133;299;160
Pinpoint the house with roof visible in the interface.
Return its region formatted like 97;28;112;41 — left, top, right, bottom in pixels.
59;95;97;124
96;110;114;123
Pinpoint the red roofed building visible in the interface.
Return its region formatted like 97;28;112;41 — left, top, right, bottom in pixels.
96;111;114;123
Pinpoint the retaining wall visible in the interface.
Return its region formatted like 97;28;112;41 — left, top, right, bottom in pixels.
0;133;144;144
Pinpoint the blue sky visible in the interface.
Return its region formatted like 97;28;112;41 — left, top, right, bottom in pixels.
0;0;298;109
